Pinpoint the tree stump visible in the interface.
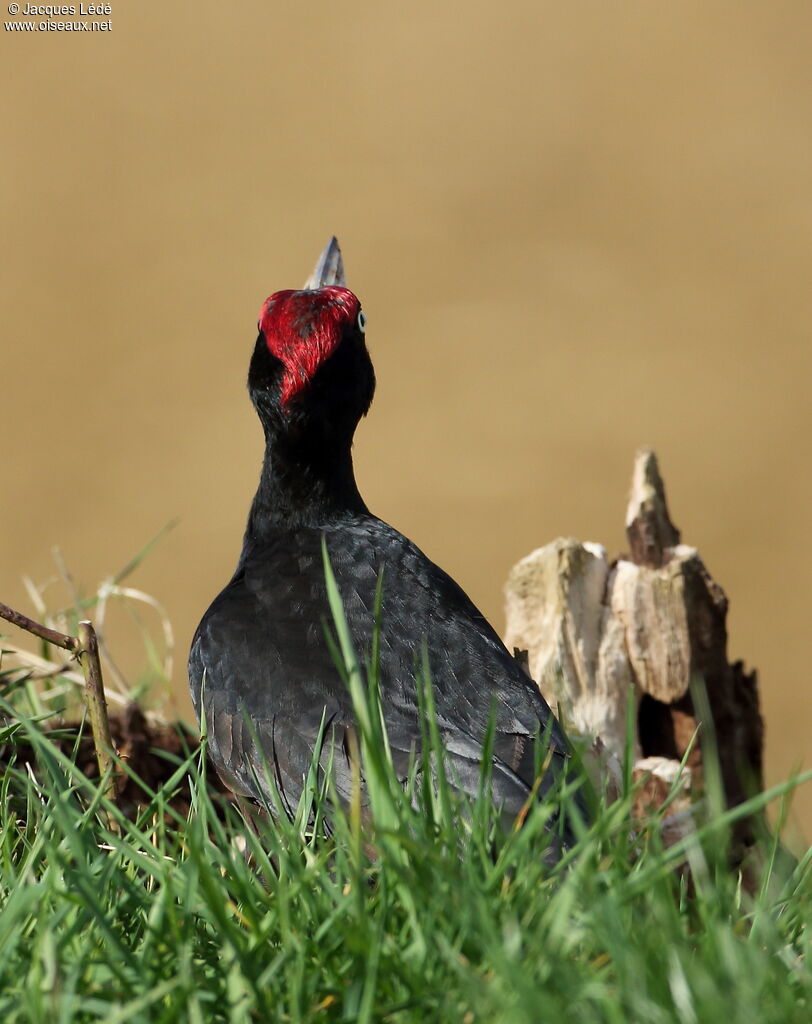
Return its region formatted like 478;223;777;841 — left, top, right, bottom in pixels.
504;448;763;839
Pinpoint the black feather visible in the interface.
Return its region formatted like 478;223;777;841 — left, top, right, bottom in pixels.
189;287;584;851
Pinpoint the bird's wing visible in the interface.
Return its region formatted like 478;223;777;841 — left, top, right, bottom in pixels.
322;518;572;757
189;563;357;813
189;521;576;829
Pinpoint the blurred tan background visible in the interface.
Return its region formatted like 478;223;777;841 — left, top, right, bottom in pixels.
2;2;810;838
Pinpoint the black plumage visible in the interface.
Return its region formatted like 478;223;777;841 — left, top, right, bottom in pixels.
189;240;581;845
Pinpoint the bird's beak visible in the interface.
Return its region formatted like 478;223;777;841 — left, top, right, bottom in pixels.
302;236;347;289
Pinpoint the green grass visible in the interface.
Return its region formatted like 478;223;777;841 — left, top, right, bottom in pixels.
0;560;810;1023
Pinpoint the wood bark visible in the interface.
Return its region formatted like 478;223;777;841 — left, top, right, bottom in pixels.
504;448;763;837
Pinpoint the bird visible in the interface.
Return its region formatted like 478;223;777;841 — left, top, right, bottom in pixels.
189;238;582;849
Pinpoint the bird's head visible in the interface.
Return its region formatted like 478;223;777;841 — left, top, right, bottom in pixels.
249;238;375;439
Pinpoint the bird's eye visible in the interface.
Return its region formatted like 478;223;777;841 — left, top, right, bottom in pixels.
357;310;367;334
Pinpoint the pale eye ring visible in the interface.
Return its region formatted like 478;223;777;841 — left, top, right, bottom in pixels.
357;309;367;333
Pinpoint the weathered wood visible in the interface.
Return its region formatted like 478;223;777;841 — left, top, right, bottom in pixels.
505;538;634;761
625;448;681;568
504;448;763;831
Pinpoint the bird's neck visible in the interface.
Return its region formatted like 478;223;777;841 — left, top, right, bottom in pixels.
242;428;367;545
